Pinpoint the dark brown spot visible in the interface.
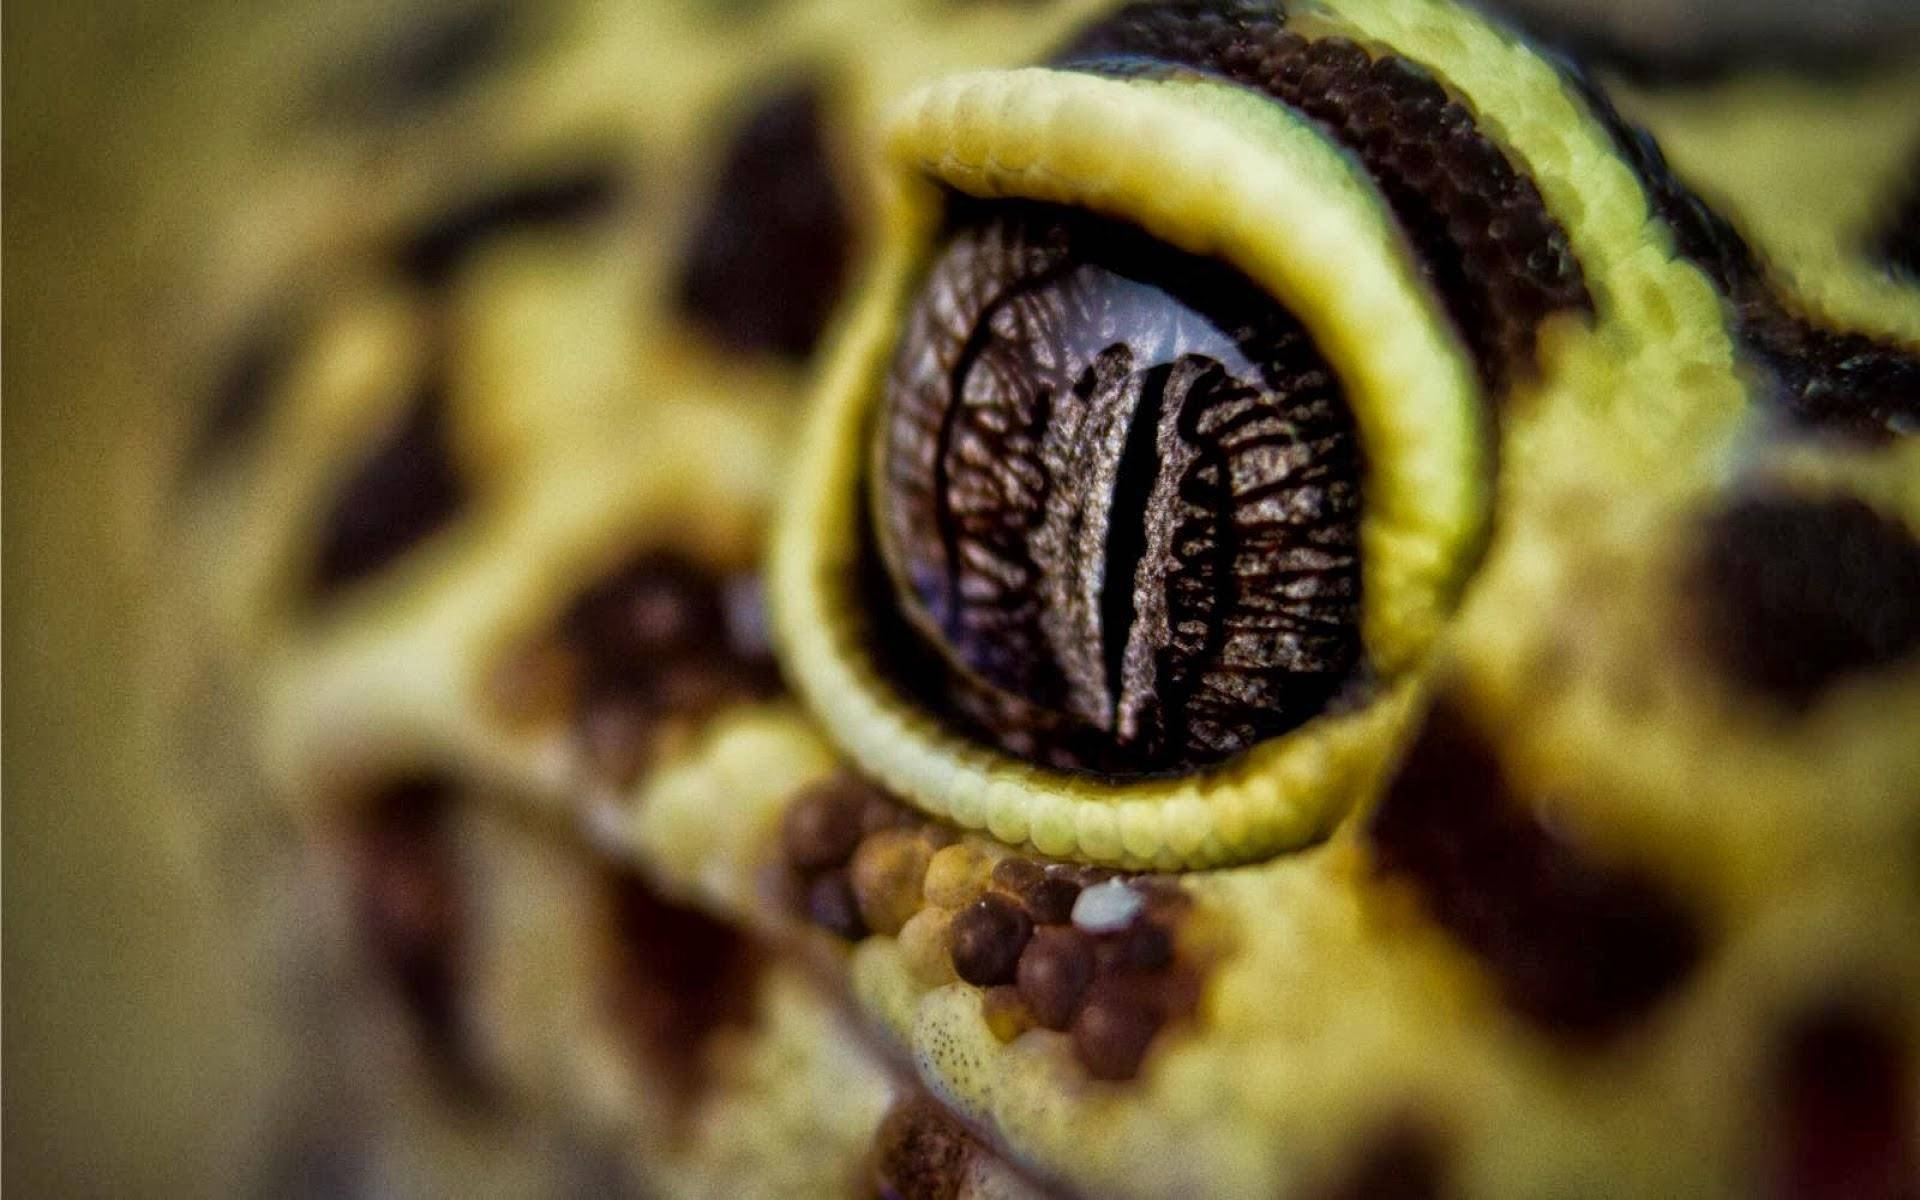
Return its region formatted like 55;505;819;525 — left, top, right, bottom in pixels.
1133;875;1195;919
311;386;467;600
958;869;1207;1077
603;868;762;1099
870;1096;973;1200
860;785;916;836
1694;493;1920;705
1056;4;1592;390
674;77;851;359
1369;700;1705;1040
350;776;477;1092
558;553;782;784
1016;926;1095;1030
786;776;940;940
659;658;758;715
1024;871;1084;926
566;552;728;659
1770;1003;1916;1200
1321;1126;1449;1200
1071;978;1163;1080
950;893;1035;986
918;823;959;852
396;166;621;288
805;869;867;941
782;778;867;871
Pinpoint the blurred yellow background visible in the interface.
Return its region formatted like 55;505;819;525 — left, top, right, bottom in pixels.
6;3;279;1193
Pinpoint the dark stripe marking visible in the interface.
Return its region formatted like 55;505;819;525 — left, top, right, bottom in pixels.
396;166;621;288
1554;61;1920;442
1055;2;1593;391
1369;700;1706;1040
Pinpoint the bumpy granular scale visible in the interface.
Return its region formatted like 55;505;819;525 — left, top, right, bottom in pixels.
870;1096;975;1200
782;779;1206;1081
851;829;941;937
1017;927;1095;1031
950;893;1035;986
996;857;1084;925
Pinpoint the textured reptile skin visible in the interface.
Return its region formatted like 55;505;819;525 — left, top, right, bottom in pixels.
142;1;1920;1195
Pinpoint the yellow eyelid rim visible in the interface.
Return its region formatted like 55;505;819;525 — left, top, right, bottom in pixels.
771;68;1479;868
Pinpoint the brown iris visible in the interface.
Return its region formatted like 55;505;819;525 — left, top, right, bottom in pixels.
871;200;1364;776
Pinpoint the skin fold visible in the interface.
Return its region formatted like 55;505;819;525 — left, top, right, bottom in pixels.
79;0;1920;1194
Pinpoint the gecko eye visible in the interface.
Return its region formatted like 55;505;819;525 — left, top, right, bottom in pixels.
873;200;1362;776
771;66;1491;868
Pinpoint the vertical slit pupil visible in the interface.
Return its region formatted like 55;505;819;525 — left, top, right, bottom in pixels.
1102;358;1172;719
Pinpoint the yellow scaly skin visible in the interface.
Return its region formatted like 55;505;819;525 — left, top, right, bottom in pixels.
144;0;1920;1195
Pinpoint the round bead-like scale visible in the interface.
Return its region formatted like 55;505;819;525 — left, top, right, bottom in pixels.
950;893;1035;986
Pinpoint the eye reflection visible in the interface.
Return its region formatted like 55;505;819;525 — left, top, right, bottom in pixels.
873;201;1363;776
